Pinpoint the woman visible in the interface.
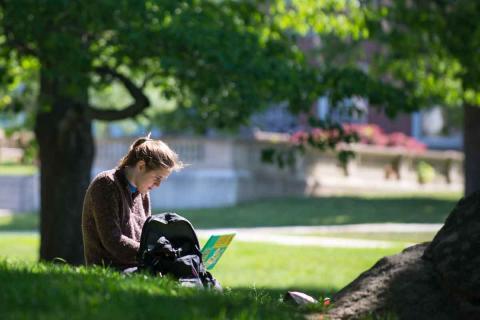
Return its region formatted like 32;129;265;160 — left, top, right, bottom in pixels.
81;135;183;270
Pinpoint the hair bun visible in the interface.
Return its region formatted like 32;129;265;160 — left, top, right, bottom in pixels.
131;138;148;150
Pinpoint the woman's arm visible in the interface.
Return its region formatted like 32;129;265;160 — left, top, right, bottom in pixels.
143;193;151;217
89;179;139;264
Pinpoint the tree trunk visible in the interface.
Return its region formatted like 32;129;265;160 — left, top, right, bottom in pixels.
34;72;94;264
463;105;480;196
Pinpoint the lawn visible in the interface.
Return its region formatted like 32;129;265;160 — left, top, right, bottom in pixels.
179;193;459;228
287;232;437;243
0;214;37;231
0;260;310;320
0;193;460;231
0;164;38;176
0;233;403;294
0;194;457;319
0;232;38;262
0;232;403;319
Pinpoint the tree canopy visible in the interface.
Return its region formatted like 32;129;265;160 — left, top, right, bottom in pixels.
363;1;480;108
2;0;402;262
361;1;480;194
1;1;415;130
1;0;476;262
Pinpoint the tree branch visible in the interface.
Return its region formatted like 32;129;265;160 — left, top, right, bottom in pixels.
86;67;150;121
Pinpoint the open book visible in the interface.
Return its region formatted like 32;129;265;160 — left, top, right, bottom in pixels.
201;233;235;270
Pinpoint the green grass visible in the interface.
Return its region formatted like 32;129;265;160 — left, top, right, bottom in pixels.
214;241;403;293
288;232;436;243
2;194;444;319
0;232;38;262
0;163;38;175
1;194;460;231
0;214;38;231
0;231;406;319
0;232;404;293
178;194;459;228
0;260;312;320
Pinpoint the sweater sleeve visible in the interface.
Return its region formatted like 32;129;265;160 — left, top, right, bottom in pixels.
89;179;139;264
143;193;151;217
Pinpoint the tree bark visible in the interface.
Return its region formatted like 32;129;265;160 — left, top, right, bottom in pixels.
33;65;149;264
463;105;480;196
34;71;94;264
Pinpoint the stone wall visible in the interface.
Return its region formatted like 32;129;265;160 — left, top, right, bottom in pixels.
0;137;464;212
304;144;463;195
94;137;463;209
0;174;39;212
94;137;306;209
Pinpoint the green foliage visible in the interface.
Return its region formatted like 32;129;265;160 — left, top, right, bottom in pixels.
1;0;433;187
0;0;313;129
416;161;436;185
260;147;297;170
365;1;480;109
272;0;368;39
319;66;420;117
0;0;412;131
261;119;360;169
20;138;38;165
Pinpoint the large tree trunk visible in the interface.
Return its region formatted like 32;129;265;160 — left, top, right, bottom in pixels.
463;105;480;196
34;71;94;264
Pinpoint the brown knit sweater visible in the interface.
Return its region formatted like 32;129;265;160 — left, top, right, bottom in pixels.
82;168;150;270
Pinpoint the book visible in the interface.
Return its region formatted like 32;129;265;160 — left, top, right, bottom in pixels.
201;233;236;270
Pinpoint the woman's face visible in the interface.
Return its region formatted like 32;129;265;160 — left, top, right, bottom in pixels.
134;162;171;194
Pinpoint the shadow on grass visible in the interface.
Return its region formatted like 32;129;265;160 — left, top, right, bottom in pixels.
0;195;460;232
0;261;330;319
178;195;460;229
0;213;38;231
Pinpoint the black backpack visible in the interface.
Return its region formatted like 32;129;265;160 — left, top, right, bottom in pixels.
137;212;221;290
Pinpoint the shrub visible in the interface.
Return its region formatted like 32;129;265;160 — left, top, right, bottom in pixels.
343;124;426;152
417;161;436;184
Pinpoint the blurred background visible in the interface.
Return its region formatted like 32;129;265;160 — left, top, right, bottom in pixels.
0;0;473;307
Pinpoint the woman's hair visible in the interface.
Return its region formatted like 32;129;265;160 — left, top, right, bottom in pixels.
118;135;184;171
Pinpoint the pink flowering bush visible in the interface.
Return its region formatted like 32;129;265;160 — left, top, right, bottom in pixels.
266;123;425;170
290;131;310;145
342;124;426;153
291;124;426;153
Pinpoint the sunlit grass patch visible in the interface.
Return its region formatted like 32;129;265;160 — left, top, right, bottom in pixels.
0;164;38;175
0;260;308;319
179;194;458;228
285;232;436;243
0;232;38;262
